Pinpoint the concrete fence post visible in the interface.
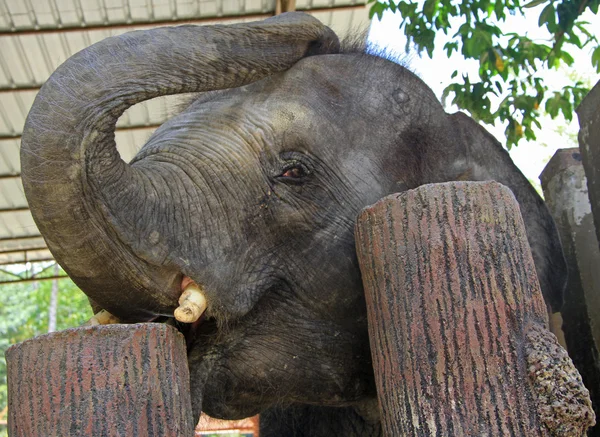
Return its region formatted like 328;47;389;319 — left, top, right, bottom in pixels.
540;148;600;435
6;323;194;437
355;181;595;436
577;80;600;247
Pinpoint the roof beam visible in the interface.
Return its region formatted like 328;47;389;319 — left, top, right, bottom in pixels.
0;257;54;267
0;207;29;214
0;12;273;36
0;122;163;141
0;274;68;285
0;247;49;256
0;85;41;94
0;3;364;94
0;235;43;242
0;4;363;36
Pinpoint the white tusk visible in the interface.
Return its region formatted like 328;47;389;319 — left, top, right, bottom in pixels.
174;283;207;323
83;309;121;326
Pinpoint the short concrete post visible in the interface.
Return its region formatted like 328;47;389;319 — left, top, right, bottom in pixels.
577;80;600;246
355;181;595;436
6;323;194;437
541;148;600;434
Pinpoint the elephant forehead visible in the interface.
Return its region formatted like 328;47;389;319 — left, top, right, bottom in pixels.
277;54;440;116
266;102;314;131
277;54;391;98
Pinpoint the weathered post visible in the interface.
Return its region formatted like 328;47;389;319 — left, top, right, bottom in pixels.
6;323;194;437
577;80;600;247
540;148;600;435
355;181;595;436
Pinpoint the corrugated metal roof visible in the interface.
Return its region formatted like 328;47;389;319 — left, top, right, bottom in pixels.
0;0;370;266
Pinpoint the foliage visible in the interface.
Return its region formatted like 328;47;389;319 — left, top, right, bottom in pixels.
368;0;599;148
0;263;91;435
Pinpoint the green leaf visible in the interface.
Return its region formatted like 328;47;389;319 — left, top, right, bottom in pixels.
547;52;559;68
575;22;593;40
538;4;556;29
524;0;548;8
463;28;493;58
369;2;387;20
561;99;573;120
561;51;574;65
591;46;600;73
494;0;505;19
444;41;459;56
423;0;440;20
545;93;562;118
568;33;582;48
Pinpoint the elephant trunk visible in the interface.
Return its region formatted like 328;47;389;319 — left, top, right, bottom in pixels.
21;13;339;321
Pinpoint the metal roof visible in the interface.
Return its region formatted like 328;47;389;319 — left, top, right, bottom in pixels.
0;0;370;266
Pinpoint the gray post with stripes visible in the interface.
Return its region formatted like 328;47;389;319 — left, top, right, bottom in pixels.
355;181;595;436
6;323;194;437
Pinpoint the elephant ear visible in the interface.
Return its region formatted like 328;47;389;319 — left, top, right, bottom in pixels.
448;112;566;312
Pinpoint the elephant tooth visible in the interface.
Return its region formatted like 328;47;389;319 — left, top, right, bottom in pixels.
83;309;121;326
174;283;207;323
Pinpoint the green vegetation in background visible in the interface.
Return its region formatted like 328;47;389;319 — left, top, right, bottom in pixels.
368;0;599;148
0;263;91;435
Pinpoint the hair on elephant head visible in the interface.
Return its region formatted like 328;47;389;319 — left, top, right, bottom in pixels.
21;12;566;436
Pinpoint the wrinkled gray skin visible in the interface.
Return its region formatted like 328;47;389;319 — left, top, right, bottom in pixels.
21;13;566;436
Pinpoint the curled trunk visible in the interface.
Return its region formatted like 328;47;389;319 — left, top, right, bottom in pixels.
21;13;339;321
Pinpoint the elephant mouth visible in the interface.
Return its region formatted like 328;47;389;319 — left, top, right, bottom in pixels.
173;276;261;419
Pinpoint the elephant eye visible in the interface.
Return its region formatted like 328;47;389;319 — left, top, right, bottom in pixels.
282;166;304;178
277;162;310;184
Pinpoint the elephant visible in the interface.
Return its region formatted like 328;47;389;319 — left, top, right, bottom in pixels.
21;12;566;436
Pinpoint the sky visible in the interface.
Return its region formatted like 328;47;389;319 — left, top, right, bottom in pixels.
367;6;600;188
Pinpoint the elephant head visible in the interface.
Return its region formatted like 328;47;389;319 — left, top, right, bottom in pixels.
21;12;566;426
